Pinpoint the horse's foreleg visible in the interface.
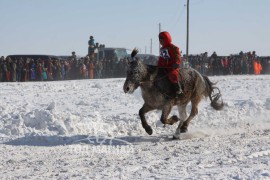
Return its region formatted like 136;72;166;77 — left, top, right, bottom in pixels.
139;104;154;135
160;104;179;125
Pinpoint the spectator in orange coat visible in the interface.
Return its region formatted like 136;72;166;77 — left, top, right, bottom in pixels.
80;61;87;79
89;60;95;79
254;59;262;75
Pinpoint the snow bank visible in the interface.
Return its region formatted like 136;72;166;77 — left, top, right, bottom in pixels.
0;75;269;142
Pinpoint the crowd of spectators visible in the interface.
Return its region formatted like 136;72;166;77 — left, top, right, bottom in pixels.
0;50;270;82
185;51;270;76
0;53;129;82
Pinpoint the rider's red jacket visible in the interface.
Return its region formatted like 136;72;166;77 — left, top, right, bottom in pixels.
157;31;181;83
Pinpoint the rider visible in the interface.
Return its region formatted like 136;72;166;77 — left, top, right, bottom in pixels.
158;31;183;95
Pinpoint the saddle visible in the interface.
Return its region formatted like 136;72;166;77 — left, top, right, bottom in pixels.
151;67;184;99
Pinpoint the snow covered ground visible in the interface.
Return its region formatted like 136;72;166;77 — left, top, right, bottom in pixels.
0;75;270;179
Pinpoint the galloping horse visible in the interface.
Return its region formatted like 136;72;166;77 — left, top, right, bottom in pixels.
123;49;224;139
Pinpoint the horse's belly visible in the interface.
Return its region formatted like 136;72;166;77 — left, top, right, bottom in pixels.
142;93;165;109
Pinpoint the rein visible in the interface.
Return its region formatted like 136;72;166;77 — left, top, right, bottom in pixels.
139;66;169;85
139;73;168;85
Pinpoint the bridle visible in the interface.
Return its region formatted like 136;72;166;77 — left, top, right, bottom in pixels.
139;66;170;85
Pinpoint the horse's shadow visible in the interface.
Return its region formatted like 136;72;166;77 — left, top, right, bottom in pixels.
2;134;173;147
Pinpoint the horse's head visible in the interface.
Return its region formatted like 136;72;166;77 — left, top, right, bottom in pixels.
123;48;147;94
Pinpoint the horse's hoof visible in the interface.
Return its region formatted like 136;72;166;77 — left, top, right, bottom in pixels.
145;126;153;135
172;135;180;140
180;128;188;133
171;115;180;123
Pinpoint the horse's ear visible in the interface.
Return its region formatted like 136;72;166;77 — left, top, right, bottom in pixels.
127;57;131;64
131;48;139;58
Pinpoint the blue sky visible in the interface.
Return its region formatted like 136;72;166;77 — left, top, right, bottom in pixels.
1;0;270;57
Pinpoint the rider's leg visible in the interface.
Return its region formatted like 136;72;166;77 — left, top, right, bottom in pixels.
169;69;183;95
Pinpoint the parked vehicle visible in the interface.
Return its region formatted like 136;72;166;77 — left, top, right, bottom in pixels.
95;47;128;61
135;54;158;65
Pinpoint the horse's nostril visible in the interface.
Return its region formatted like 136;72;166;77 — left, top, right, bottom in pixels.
126;87;130;92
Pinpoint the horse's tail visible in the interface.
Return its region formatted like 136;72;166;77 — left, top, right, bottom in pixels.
203;75;224;110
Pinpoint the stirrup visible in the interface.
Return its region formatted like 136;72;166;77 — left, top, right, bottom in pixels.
176;90;183;95
176;87;183;95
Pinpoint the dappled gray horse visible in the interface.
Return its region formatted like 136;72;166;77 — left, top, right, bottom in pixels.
123;49;224;139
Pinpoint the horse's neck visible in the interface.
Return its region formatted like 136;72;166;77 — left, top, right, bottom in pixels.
140;65;159;90
140;66;168;101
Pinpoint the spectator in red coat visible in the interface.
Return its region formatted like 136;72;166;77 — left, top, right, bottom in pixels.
158;31;182;95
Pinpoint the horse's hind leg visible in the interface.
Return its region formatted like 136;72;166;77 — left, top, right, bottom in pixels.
181;97;201;133
178;103;188;122
173;98;201;139
173;103;188;139
139;103;155;135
